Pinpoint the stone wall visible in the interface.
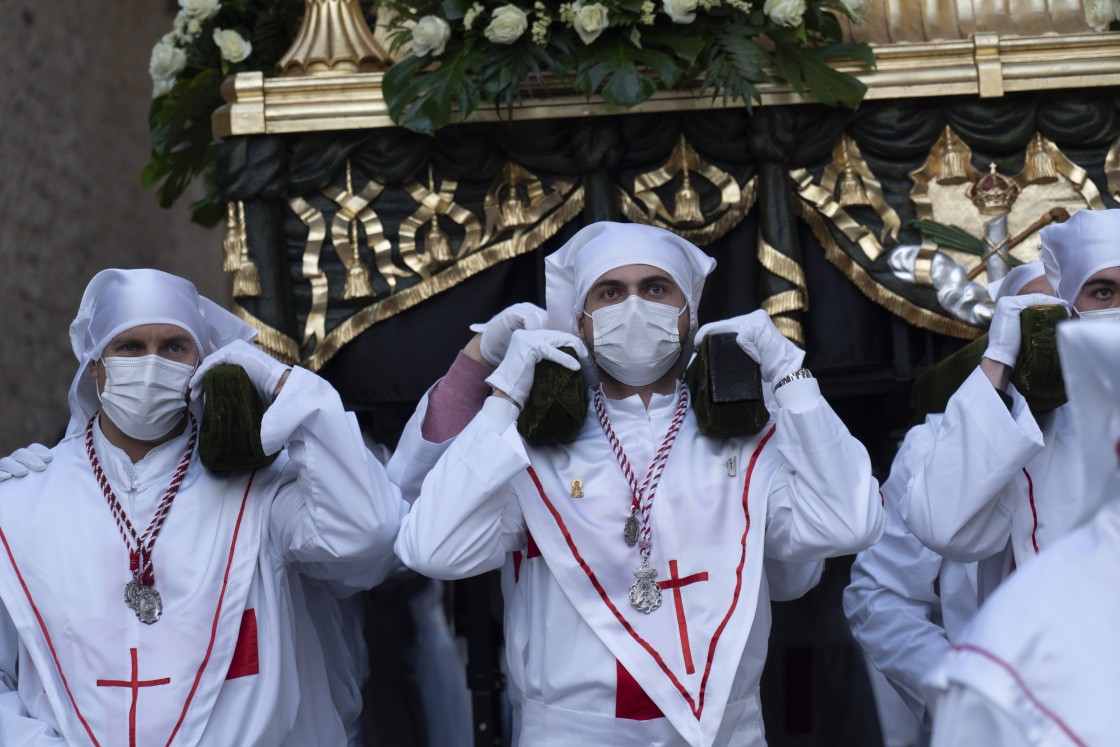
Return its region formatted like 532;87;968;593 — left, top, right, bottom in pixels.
0;0;229;453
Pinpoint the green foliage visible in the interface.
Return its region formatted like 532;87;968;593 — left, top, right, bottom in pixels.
383;0;878;134
144;0;304;226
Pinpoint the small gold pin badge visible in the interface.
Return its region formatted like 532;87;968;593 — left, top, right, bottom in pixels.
570;478;584;498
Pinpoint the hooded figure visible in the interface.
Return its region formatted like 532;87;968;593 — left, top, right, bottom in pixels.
394;222;882;747
927;320;1120;746
0;268;405;746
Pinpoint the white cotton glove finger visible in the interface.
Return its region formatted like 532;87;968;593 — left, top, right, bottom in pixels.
984;292;1067;367
189;339;291;403
485;329;587;408
468;302;549;366
699;310;805;382
0;444;53;479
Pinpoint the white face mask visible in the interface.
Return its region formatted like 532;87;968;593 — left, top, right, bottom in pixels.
1077;307;1120;322
98;355;195;441
585;295;685;386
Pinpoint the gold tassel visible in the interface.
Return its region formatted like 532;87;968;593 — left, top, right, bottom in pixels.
839;169;870;206
232;260;261;298
425;216;452;264
231;202;262;298
341;219;374;300
501;189;529;228
223;201;244;272
938;128;969;185
1025;133;1058;185
673;169;703;225
342;264;374;300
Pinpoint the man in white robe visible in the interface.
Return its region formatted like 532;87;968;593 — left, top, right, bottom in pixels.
843;262;1048;730
0;268;406;746
393;222;884;747
927;318;1120;746
898;209;1120;588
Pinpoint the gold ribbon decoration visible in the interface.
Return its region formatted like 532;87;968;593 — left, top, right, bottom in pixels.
323;160;386;300
288;195;330;347
482;166;579;247
820;134;902;241
399;166;483;279
622;134;754;246
758;227;808;346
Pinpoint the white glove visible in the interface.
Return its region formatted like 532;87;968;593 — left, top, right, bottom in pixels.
0;443;53;481
190;339;292;403
485;329;587;408
984;293;1067;368
469;302;549;366
695;310;805;383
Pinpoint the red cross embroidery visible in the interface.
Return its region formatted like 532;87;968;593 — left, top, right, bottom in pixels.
96;648;171;747
658;559;709;674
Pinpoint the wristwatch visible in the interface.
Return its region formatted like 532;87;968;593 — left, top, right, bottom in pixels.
774;368;813;390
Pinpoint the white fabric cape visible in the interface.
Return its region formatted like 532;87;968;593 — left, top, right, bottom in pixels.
516;418;782;747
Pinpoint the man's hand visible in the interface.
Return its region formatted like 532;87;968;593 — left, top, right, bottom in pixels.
485;329;587;409
695;310;805;383
984;293;1066;369
189;339;292;404
0;444;52;481
469;303;549;366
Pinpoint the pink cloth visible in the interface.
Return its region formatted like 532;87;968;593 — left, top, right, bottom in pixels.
421;352;495;443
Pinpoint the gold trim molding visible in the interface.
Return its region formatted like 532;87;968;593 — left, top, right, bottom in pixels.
214;32;1120;137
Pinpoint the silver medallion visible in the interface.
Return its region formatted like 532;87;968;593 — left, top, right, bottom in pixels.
629;561;662;614
134;586;163;625
623;513;640;547
124;580;142;610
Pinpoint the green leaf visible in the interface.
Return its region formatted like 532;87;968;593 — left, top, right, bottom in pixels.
639;29;706;64
572;36;683;105
383;45;484;134
911;220;987;256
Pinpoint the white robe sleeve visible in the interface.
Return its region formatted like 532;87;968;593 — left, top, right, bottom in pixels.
0;604;66;744
387;391;451;506
844;491;948;724
897;368;1045;562
929;684;1029;747
763;379;884;562
395;397;529;580
262;367;408;590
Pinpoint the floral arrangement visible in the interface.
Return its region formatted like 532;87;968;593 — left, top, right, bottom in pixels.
383;0;876;135
144;0;304;226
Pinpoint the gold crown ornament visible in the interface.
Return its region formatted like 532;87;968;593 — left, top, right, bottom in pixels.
967;163;1020;215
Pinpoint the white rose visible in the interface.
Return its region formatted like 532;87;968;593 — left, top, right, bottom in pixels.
763;0;805;27
179;0;221;21
1084;0;1118;30
572;2;609;43
213;28;252;63
485;5;529;44
411;15;452;57
841;0;870;22
149;35;187;96
662;0;698;23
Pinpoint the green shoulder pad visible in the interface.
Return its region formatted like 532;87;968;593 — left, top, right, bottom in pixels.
517;347;588;445
199;364;280;472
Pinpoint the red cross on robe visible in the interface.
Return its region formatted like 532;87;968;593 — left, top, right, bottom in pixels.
96;648;171;747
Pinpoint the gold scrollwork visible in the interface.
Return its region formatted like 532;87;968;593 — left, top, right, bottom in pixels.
1105;134;1120;201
